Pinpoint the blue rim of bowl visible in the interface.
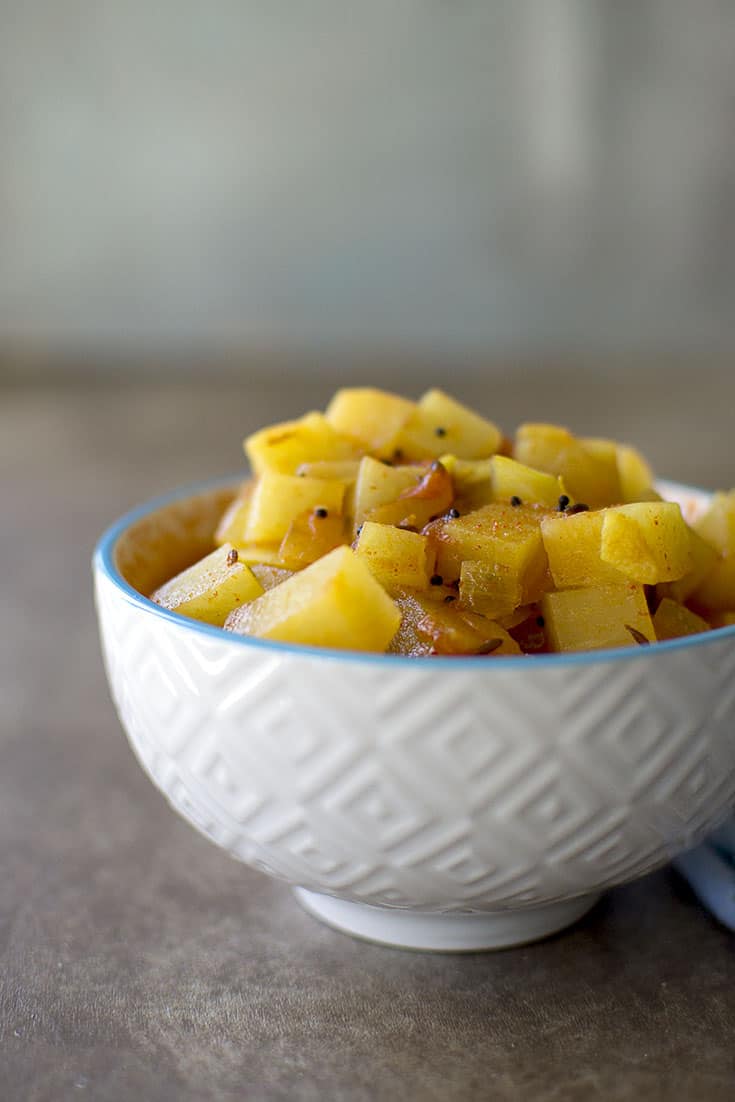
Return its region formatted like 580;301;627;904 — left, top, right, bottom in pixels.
93;473;735;669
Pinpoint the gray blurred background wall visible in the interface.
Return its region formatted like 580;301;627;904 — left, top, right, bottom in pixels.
2;0;735;370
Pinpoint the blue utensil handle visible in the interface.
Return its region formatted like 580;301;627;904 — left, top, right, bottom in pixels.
673;830;735;931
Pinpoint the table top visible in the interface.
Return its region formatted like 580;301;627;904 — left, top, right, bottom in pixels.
3;372;735;1102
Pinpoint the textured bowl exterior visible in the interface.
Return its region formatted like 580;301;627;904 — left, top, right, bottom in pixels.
94;492;735;912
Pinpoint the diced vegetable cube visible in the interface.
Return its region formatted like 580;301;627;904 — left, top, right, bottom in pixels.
657;527;720;604
364;460;454;531
691;555;735;613
515;424;621;508
215;491;252;547
688;493;735;612
599;502;691;584
616;443;658;503
459;560;522;619
355;521;435;592
653;598;709;641
694;491;735;554
580;438;624;504
245;412;361;475
514;423;571;472
395;389;503;461
151;543;264;626
295;460;361;521
438;455;495;510
245;472;345;544
278;510;347;569
428;502;549;603
488;455;568;509
325;388;416;456
541;511;627;589
353;455;424;515
541;584;654;652
352;456;431;530
225;546;401;651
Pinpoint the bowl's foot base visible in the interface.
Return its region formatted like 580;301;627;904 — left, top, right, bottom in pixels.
293;888;601;952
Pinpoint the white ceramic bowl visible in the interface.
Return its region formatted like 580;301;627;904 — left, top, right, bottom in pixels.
94;477;735;950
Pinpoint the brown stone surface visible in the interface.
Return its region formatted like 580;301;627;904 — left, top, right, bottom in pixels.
2;373;735;1101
